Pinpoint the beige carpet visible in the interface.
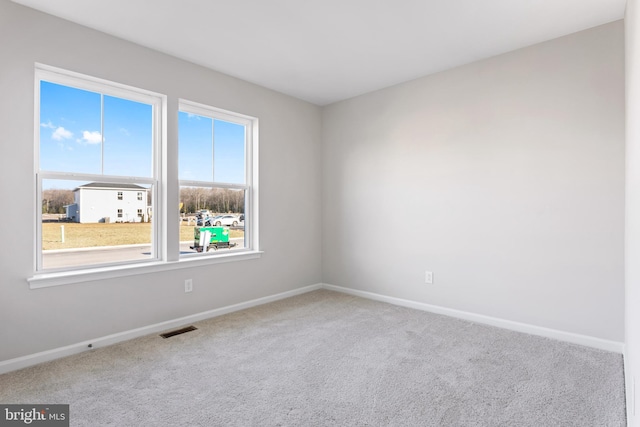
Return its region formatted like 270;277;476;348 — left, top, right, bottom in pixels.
0;289;626;426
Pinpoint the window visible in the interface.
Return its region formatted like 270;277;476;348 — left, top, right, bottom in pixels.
32;65;259;286
178;100;257;256
35;65;163;272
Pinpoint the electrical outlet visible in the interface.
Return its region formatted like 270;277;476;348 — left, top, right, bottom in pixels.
184;279;193;293
425;271;433;284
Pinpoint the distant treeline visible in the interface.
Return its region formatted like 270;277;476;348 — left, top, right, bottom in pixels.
42;189;74;214
180;187;245;214
42;187;245;215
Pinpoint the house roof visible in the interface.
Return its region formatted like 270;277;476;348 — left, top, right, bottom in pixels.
75;183;147;191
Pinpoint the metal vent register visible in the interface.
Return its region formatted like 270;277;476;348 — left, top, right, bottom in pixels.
160;325;197;338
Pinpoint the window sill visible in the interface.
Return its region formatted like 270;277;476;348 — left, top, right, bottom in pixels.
27;250;263;289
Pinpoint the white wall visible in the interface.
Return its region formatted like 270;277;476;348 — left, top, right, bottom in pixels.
627;0;640;423
0;0;322;362
322;22;625;342
0;0;627;376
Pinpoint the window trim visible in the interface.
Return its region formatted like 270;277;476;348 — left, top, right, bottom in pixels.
178;99;259;257
28;64;261;288
34;64;164;274
28;252;263;288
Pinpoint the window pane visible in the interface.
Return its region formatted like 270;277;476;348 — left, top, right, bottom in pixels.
39;81;102;174
214;119;245;184
178;111;213;181
41;179;153;270
103;95;153;177
179;186;246;255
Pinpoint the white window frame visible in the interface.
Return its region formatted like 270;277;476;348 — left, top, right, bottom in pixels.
33;64;164;275
178;99;259;257
28;65;261;289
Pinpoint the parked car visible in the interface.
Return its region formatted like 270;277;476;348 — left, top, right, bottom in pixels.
195;209;211;219
196;212;213;226
197;214;242;226
210;215;240;226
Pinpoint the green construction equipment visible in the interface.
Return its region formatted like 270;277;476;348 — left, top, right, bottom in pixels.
190;226;237;252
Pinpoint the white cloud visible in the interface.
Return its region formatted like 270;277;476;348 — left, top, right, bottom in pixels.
41;122;73;141
80;130;103;144
187;112;201;120
52;126;73;141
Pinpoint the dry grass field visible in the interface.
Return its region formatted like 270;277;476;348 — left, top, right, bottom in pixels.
42;221;244;250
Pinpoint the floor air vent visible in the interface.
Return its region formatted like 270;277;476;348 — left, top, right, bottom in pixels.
160;325;197;339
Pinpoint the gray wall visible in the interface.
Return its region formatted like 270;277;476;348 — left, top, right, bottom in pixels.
0;0;626;365
0;0;323;361
322;22;625;342
626;0;640;424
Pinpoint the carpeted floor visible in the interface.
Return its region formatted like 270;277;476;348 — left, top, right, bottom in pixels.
0;289;626;426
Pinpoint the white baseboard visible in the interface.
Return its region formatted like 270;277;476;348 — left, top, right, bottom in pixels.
320;283;624;354
0;283;323;375
0;281;623;375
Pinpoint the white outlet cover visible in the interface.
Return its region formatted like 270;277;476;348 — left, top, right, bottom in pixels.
425;271;433;284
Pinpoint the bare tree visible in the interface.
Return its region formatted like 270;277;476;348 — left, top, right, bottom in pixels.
179;187;244;215
42;189;74;214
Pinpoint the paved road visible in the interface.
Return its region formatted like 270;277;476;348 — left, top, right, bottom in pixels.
42;238;245;269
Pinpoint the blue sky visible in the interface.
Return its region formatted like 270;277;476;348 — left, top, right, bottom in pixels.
40;81;246;189
40;81;152;185
179;112;246;184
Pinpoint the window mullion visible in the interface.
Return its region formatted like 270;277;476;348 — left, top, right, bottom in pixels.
38;171;156;186
101;93;105;174
211;119;215;182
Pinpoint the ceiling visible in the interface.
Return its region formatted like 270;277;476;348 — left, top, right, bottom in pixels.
12;0;626;105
